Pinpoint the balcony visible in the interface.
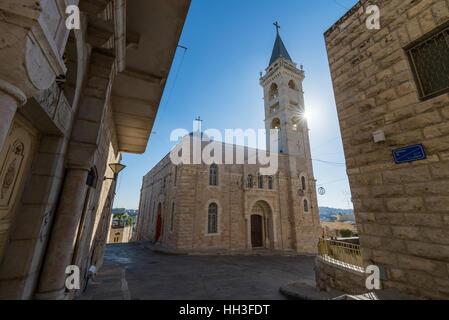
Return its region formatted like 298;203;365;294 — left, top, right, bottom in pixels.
317;238;363;271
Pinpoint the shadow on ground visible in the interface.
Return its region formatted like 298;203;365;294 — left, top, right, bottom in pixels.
78;242;316;300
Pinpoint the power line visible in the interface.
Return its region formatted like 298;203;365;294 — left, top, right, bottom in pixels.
157;45;188;125
317;177;348;187
311;158;346;166
332;0;350;10
311;137;341;152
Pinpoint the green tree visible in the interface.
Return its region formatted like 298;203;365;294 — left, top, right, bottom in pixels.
113;212;128;227
126;217;135;226
339;229;353;238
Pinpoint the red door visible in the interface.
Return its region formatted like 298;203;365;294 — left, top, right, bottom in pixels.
155;214;162;242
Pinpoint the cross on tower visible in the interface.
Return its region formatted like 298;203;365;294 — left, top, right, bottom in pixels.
194;116;203;134
273;21;280;34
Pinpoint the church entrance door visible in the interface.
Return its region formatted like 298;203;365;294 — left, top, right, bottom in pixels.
155;214;162;242
155;203;162;242
251;214;263;248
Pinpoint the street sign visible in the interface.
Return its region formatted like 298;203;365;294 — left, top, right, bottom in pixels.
392;144;426;164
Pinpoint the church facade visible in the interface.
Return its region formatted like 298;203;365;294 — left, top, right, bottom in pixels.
135;31;321;253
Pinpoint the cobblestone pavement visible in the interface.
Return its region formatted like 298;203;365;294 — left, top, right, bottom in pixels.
79;242;316;300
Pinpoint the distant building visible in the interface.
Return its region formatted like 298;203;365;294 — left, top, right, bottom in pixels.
336;213;355;222
108;225;133;244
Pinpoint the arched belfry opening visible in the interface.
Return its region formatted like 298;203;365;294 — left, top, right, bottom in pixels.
269;83;279;100
288;80;297;90
271;118;281;130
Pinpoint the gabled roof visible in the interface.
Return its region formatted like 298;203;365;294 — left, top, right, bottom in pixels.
269;32;292;66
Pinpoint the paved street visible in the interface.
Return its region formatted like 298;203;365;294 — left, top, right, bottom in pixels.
79;242;316;300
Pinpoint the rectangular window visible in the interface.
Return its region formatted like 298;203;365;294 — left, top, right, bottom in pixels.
406;23;449;100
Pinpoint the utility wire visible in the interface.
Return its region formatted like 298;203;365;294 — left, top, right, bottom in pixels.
153;45;188;137
332;0;350;10
317;177;348;187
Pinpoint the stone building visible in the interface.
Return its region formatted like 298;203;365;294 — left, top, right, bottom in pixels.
135;31;322;253
0;0;190;299
322;0;449;299
108;224;133;244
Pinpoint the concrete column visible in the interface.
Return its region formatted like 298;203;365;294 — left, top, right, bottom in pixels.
0;80;26;152
35;168;90;300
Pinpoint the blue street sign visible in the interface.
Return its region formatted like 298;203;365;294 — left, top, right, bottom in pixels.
392;144;426;164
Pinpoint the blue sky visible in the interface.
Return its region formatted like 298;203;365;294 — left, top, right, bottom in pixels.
114;0;360;210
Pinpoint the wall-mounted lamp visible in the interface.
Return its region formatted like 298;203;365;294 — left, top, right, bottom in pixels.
104;163;126;181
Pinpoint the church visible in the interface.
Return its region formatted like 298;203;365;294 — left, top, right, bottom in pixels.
134;28;321;253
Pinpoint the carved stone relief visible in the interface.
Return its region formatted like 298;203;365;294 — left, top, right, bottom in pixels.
34;81;61;118
0;141;25;208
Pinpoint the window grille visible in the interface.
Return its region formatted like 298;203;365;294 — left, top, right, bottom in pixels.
208;203;218;234
406;24;449;100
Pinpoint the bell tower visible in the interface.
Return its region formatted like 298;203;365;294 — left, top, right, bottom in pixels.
260;23;321;252
260;24;308;157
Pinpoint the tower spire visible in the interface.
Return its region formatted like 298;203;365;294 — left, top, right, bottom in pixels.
269;22;292;66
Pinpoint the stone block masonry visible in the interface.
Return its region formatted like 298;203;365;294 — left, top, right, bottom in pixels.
324;0;449;299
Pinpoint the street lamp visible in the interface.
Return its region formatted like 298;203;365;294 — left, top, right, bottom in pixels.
104;163;126;181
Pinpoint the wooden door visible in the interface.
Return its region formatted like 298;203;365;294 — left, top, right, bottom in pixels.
155;214;162;242
251;215;263;248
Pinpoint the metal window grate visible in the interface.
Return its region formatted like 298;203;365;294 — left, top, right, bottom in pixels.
406;25;449;100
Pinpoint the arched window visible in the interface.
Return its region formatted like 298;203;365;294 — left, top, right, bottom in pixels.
268;176;273;190
247;174;253;188
304;199;309;212
258;173;264;189
269;83;279;100
209;164;218;186
170;202;175;231
288;80;297;90
208;203;218;234
292;116;300;131
271;118;281;130
301;176;307;191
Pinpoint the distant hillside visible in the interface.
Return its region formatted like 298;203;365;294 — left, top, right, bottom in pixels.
319;207;354;222
112;208;138;218
112;207;352;222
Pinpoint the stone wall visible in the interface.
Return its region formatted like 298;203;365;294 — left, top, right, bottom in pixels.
315;257;367;295
135;146;322;253
324;0;449;299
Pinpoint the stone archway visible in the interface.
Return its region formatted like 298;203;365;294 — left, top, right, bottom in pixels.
249;200;274;249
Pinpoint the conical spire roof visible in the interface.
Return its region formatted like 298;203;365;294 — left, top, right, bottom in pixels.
269;32;292;66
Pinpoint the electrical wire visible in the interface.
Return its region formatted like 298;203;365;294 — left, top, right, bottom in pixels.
153;45;188;137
